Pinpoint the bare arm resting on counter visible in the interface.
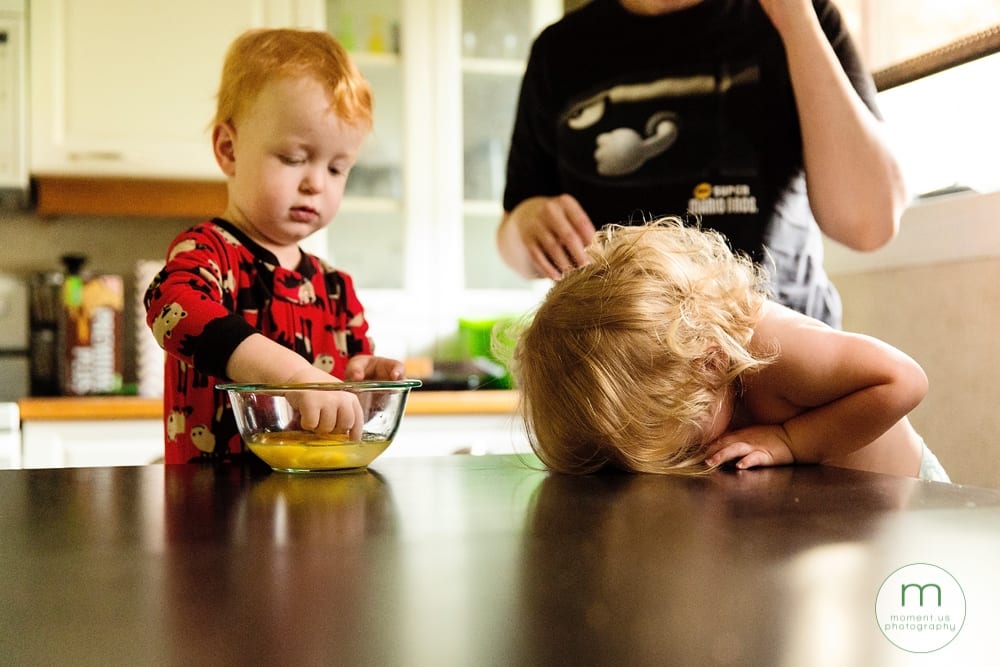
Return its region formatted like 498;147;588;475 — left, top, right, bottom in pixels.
703;302;926;477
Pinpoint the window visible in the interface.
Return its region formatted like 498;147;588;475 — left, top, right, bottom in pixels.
836;0;1000;70
836;0;1000;197
878;52;1000;197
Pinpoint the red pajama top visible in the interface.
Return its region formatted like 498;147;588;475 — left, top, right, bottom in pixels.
144;218;373;463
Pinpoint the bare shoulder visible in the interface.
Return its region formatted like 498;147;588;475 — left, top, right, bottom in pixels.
750;302;836;356
744;302;871;415
740;303;831;422
748;301;924;408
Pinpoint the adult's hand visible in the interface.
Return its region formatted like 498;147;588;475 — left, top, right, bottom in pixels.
497;194;597;280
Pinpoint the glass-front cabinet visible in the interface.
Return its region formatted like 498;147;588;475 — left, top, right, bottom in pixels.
460;3;551;290
324;0;406;290
321;0;560;358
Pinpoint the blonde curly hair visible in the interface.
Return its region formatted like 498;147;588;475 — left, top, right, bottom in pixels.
509;218;774;475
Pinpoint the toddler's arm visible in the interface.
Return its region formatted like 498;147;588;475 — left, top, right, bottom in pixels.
227;334;404;440
705;303;927;469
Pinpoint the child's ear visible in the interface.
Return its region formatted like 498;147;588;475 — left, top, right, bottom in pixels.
212;123;237;176
701;346;730;378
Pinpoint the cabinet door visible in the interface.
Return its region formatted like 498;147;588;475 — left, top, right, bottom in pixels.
21;420;163;468
29;0;324;178
382;414;532;457
0;11;27;189
459;0;561;291
324;0;407;289
321;0;559;358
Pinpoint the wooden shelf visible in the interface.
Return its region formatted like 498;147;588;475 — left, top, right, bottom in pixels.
32;175;227;218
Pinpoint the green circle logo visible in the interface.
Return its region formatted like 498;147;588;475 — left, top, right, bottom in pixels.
875;563;965;653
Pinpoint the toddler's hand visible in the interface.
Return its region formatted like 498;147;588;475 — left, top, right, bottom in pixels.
703;424;795;470
343;354;405;382
288;389;365;441
282;366;367;441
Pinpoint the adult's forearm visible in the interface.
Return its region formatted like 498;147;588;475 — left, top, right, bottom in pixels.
777;7;907;251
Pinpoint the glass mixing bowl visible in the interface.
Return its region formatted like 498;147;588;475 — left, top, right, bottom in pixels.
218;380;422;472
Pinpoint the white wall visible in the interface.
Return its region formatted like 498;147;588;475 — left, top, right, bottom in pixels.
826;191;1000;488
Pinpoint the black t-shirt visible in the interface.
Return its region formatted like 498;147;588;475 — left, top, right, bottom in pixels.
503;0;879;325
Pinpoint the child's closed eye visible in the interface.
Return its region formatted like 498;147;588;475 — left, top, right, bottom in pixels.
328;160;353;176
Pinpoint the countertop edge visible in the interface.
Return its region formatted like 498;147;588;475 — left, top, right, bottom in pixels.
17;390;521;421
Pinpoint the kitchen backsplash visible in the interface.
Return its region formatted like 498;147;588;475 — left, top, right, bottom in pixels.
1;208;193;390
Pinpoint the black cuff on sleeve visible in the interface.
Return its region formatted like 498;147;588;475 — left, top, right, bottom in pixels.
192;315;259;379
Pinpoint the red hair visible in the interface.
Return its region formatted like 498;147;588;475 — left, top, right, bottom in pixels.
214;28;372;129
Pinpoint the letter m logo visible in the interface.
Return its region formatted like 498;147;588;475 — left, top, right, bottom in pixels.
901;582;942;607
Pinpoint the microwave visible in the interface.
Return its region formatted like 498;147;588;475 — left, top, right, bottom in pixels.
0;0;26;200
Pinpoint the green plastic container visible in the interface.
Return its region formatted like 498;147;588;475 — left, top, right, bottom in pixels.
458;317;513;389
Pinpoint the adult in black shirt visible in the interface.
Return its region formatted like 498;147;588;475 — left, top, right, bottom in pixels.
498;0;906;327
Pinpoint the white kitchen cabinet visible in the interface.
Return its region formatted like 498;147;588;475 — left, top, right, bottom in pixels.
0;404;20;469
0;2;27;190
383;413;532;458
28;0;324;178
21;419;163;468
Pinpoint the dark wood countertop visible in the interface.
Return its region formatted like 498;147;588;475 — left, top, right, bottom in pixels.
1;456;998;664
17;389;519;421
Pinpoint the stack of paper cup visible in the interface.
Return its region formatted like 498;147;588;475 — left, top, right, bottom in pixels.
135;260;165;398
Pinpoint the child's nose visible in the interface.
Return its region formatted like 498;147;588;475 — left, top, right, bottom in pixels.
300;168;324;194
